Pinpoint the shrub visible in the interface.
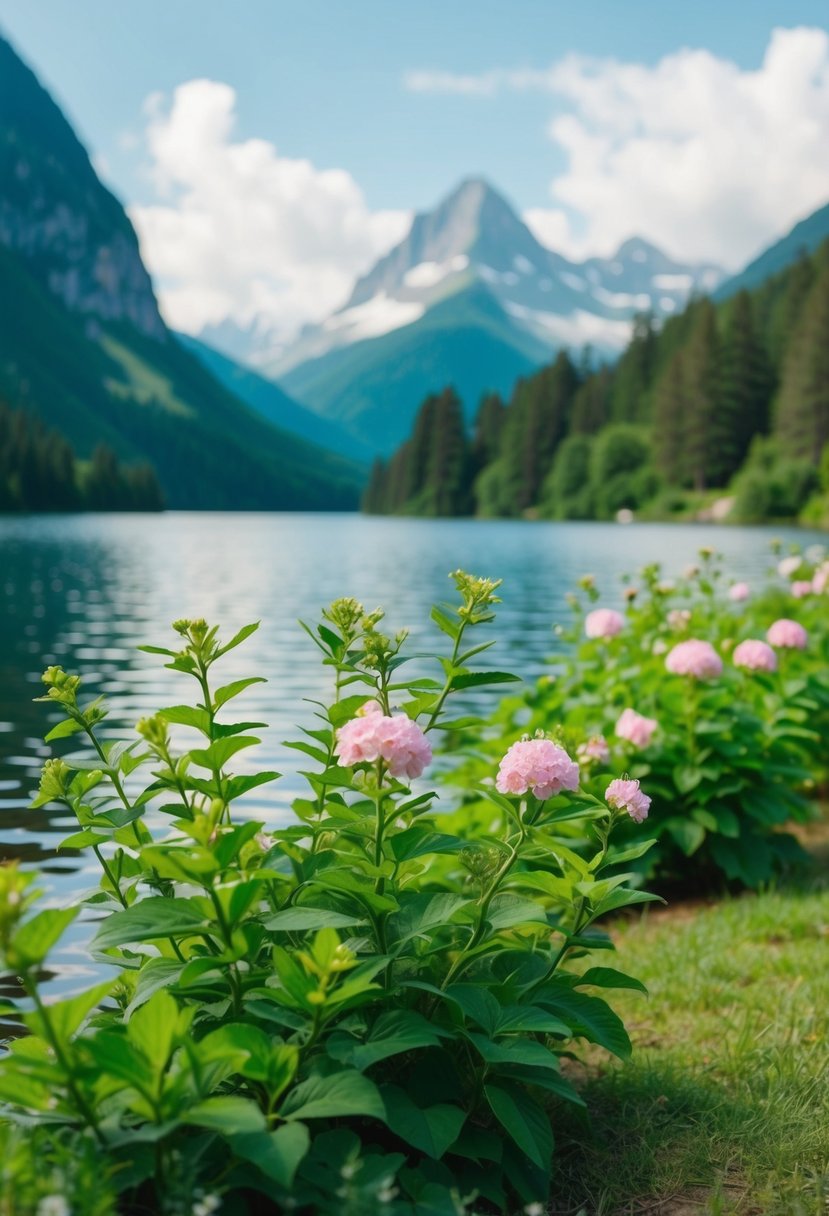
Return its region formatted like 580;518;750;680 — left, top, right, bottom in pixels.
456;552;827;890
0;574;655;1214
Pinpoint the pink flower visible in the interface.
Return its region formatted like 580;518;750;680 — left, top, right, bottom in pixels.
615;708;658;749
577;735;610;764
778;555;802;579
728;582;750;602
584;608;624;640
496;738;580;799
665;639;723;679
732;639;777;673
667;608;691;631
766;619;808;650
813;567;829;594
606;778;651;823
791;580;813;599
336;706;432;779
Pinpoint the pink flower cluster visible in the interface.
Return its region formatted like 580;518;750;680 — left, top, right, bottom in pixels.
791;580;813;599
577;735;610;764
606;778;651;823
496;737;580;799
335;704;432;779
667;608;692;631
732;639;777;673
728;582;750;603
778;555;802;578
615;707;658;749
665;639;723;679
584;608;624;640
766;619;808;650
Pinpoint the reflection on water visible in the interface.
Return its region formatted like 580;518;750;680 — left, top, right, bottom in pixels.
0;511;821;990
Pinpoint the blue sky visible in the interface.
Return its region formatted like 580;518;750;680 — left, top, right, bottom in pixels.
2;1;828;338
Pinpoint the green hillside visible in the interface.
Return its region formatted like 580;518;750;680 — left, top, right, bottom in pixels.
366;238;829;526
716;201;829;300
0;32;362;511
178;333;372;464
279;283;550;454
0;245;363;509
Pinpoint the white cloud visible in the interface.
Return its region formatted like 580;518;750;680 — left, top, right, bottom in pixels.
129;80;411;337
408;28;829;268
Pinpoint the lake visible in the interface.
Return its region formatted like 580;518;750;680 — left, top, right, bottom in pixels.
0;511;822;993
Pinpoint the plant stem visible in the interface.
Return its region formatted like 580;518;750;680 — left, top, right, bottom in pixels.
26;978;106;1146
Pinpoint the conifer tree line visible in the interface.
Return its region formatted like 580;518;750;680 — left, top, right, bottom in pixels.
364;239;829;525
0;401;164;512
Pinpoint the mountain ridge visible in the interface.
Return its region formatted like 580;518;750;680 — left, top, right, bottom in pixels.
0;31;362;509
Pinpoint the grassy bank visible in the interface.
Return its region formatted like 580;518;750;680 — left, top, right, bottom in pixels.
550;855;829;1214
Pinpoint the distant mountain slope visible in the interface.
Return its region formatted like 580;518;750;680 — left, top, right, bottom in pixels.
280;282;549;454
0;32;361;509
716;201;829;300
178;333;372;464
265;179;722;455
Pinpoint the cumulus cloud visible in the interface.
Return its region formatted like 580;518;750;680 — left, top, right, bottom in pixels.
407;28;829;268
129;80;410;338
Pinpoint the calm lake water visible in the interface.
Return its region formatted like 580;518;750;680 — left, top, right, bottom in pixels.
0;511;823;992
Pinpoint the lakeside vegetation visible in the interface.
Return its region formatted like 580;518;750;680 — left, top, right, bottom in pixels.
0;400;163;512
1;544;827;1213
364;240;829;529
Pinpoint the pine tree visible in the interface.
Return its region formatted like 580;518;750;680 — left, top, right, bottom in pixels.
681;299;725;490
653;352;687;486
775;259;829;463
424;388;470;516
570;366;612;434
719;290;773;477
610;313;656;423
472;392;506;471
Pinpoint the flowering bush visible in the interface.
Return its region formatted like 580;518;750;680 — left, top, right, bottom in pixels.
0;573;656;1215
471;549;827;890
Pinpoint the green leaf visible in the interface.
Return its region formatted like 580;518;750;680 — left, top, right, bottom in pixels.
28;980;114;1045
159;705;211;734
214;677;267;710
92;898;208;949
382;1085;465;1159
674;764;705;794
44;717;85;743
485;1083;553;1170
430;605;460;640
124;959;185;1020
280;1070;384;1122
265;907;367;932
666;818;706;855
388;827;465;862
13;907;78;965
187;1097;266;1134
449;670;520;691
485;895;548;932
534;986;631;1059
388;893;469;946
223;771;280;800
128;989;179;1072
575;967;648;996
329;1010;444;1071
189;736;260;771
230;1123;310;1188
216;621;260;657
447;985;501;1035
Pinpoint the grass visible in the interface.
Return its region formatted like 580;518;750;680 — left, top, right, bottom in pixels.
547;867;829;1215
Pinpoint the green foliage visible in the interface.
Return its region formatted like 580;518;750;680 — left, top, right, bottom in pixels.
364;240;829;526
454;548;827;890
0;574;654;1214
0;401;162;512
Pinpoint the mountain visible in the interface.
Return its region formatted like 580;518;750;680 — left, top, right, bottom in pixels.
715;200;829;300
0;33;361;509
177;334;372;464
262;179;723;455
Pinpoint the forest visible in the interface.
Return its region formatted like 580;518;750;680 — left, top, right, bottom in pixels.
363;239;829;526
0;401;164;512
